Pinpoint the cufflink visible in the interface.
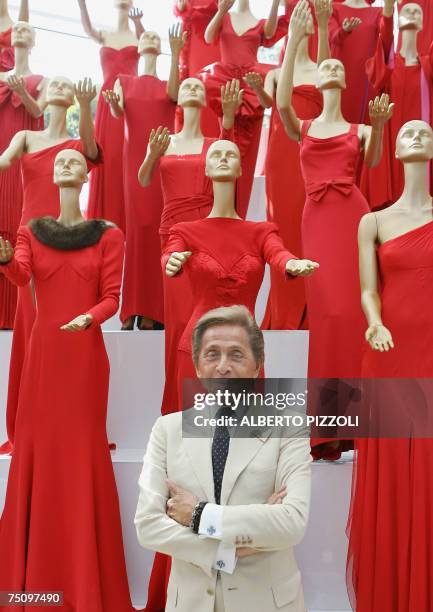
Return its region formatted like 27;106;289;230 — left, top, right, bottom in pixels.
207;525;216;536
216;560;226;569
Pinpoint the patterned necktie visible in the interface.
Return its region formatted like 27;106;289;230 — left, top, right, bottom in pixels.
212;406;232;505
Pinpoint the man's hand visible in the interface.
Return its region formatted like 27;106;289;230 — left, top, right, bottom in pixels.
148;126;171;160
60;313;93;332
369;93;394;130
7;75;27;97
221;78;243;118
166;480;199;526
342;17;362;32
0;237;14;264
166;251;192;277
365;323;394;352
169;22;187;56
75;77;97;108
286;258;319;277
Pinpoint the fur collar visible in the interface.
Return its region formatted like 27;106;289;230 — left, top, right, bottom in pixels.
29;217;115;250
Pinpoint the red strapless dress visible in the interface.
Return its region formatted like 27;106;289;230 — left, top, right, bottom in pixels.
173;0;220;137
87;45;138;231
0;74;44;329
262;85;322;330
0;27;13;72
0;140;101;455
348;220;433;612
199;13;288;218
119;75;176;324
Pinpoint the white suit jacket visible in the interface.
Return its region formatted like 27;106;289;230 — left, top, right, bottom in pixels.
135;410;312;612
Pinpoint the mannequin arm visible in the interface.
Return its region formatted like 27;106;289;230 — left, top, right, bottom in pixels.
204;0;232;44
315;0;332;65
75;78;99;160
363;94;394;168
18;0;29;22
0;130;26;171
106;79;125;118
138;127;171;187
0;227;32;286
7;75;46;118
129;8;145;38
264;0;281;39
77;0;103;43
167;23;186;102
277;38;301;141
358;214;382;326
245;71;274;109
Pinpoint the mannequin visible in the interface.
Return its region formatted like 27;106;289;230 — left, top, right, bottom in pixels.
361;2;433;210
104;26;185;330
251;0;330;331
174;0;220;136
279;0;393;458
78;0;142;231
138;78;240;420
200;0;289;218
349;120;433;612
0;76;100;455
328;0;395;123
0;149;138;612
398;0;432;56
0;0;29;71
0;21;47;329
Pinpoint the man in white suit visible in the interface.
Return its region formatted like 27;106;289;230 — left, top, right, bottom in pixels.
135;305;311;612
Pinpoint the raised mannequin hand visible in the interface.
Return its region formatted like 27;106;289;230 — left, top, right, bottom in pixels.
286;259;319;277
244;72;263;92
169;22;187;56
342;17;362;33
365;324;394;352
128;7;143;24
60;313;93;332
177;0;188;12
0;237;14;264
148;126;171;160
74;77;97;108
369;94;394;129
218;0;235;13
7;75;28;97
289;0;312;46
166;251;192;276
103;89;122;112
221;78;243;118
314;0;332;28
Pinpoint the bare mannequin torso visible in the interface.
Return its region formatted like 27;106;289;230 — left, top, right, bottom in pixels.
372;197;433;245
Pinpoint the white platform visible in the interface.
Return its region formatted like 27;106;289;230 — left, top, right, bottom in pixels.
0;330;352;611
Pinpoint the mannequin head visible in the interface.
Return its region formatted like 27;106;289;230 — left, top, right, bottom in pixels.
178;77;206;108
316;58;346;91
395;120;433;162
114;0;133;9
11;21;35;49
46;76;75;108
398;3;423;32
138;31;161;56
54;149;88;189
205;140;242;182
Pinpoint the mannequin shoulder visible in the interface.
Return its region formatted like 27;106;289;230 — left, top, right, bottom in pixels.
358;213;378;242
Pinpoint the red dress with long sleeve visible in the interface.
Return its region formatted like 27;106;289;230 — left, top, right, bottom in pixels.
119;74;176;324
0;140;101;455
0;75;44;329
0;222;137;612
348;220;433;612
199;13;288;218
262;85;323;330
86;46;139;231
0;27;13;72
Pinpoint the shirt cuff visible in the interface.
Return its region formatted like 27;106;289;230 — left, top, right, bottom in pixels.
213;541;237;574
198;503;223;539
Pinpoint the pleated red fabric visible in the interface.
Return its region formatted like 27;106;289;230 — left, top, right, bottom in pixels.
0;27;13;72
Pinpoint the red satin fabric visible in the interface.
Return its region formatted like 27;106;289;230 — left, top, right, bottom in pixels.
0;74;44;329
348;221;433;612
0;141;101;455
87;46;139;231
0;226;137;612
0;27;13;72
397;0;433;57
119;75;176;323
361;33;433;210
262;85;323;330
199;14;288;218
161;218;295;407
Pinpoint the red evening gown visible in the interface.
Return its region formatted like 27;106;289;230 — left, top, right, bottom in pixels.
398;0;433;57
0;74;44;329
347;221;433;612
86;45;138;231
119;75;176;324
173;0;220;137
0;140;101;456
262;85;322;330
199;13;288;218
361;28;433;210
329;9;393;124
162;218;296;402
0;221;137;612
0;27;13;72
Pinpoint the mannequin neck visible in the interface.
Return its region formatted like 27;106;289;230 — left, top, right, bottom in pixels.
400;29;419;62
320;88;345;122
208;181;240;218
235;0;251;14
178;106;203;139
14;47;32;76
57;188;85;226
117;7;130;32
295;36;311;65
142;53;158;77
400;161;431;209
46;105;69;139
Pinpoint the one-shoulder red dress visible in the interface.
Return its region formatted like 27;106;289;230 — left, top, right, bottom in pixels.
86;45;138;231
0;74;44;329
